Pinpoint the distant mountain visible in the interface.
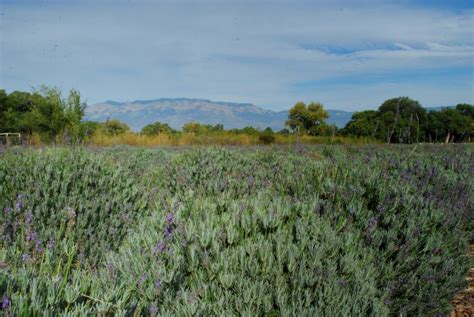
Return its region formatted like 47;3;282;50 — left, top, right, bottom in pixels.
85;98;353;131
425;106;455;111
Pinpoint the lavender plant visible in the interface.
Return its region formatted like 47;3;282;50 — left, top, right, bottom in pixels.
0;145;471;315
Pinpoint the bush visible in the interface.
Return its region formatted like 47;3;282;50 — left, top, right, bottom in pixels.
102;193;387;315
258;133;275;144
0;148;148;266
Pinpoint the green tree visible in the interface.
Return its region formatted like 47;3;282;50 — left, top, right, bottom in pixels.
455;103;474;119
240;126;259;135
455;104;474;141
64;89;87;143
182;121;203;133
258;127;275;144
377;97;427;143
102;119;130;135
426;107;472;143
141;121;174;135
263;127;274;134
3;90;35;132
343;110;379;138
311;123;336;137
0;89;8;132
80;121;101;138
210;124;224;132
278;128;290;135
286;101;329;135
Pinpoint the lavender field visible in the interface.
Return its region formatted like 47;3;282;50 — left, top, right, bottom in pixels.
0;144;473;316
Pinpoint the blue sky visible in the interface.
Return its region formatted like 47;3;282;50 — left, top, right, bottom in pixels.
1;0;473;111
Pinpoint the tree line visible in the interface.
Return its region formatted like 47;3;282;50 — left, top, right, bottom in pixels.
1;87;473;144
0;87;88;143
342;97;474;143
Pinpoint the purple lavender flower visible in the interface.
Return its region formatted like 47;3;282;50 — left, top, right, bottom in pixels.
164;225;173;239
155;279;161;291
138;274;146;286
166;213;174;223
3;207;11;215
153;241;166;255
188;292;197;304
150;303;158;316
1;293;10;309
25;212;33;225
15;201;23;210
35;246;44;254
47;238;55;250
21;253;30;262
107;263;117;279
367;217;378;233
337;278;347;287
25;231;38;242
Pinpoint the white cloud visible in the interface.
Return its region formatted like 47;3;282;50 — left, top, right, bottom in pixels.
0;0;473;109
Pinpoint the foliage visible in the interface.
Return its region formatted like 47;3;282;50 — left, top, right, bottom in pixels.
258;127;275;144
101;119;130;136
0;87;88;143
286;101;329;135
141;121;174;136
0;148;148;266
0;145;472;315
2;88;472;146
425;106;474;143
343;110;379;138
343;97;474;143
182;122;224;134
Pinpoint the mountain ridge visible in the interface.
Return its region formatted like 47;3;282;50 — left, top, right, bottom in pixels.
85;98;354;131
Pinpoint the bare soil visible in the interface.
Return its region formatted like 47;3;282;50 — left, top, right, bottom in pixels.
451;244;474;316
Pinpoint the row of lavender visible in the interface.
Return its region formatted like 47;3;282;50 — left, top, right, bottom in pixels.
0;145;472;315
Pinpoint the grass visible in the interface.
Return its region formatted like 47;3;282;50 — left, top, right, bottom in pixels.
87;131;378;147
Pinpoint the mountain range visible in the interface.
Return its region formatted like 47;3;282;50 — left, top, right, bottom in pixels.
85;98;354;131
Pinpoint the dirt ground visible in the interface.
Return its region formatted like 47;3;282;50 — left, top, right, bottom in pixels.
451;244;474;316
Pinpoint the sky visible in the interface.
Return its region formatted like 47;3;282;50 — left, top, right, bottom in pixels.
1;0;473;111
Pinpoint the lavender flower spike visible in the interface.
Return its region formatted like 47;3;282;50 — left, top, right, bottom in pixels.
150;303;158;316
21;253;31;262
1;293;10;309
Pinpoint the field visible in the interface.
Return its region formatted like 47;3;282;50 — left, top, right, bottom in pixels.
0;144;473;316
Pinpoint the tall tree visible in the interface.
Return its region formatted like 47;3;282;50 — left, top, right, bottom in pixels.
102;119;130;135
141;121;174;135
64;89;87;143
286;101;329;135
377;97;427;143
343;110;379;138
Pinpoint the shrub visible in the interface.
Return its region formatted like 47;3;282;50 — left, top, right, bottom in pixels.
0;145;471;315
0;148;148;266
258;133;275;144
101;193;387;315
